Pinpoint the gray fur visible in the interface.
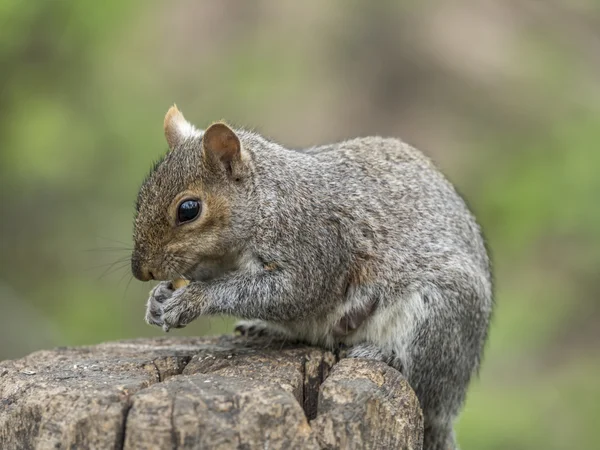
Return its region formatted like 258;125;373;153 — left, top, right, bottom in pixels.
133;127;493;450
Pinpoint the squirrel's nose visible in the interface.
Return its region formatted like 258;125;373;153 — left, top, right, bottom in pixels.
131;256;154;281
133;266;154;282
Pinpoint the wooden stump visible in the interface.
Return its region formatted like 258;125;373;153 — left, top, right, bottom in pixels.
0;336;423;449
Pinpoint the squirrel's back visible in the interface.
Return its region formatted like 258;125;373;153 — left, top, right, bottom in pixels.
248;134;490;285
323;137;490;277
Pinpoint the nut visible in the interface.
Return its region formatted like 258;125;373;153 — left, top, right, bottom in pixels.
171;278;190;289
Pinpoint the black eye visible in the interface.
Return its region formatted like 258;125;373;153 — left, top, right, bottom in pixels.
177;199;201;224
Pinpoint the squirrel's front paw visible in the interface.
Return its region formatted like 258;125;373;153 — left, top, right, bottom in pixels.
145;281;174;327
160;284;206;332
145;281;205;332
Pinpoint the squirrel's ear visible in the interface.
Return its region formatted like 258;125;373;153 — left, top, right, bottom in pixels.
202;122;241;164
164;105;200;150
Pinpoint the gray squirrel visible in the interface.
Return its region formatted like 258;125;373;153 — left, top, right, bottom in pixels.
131;105;493;450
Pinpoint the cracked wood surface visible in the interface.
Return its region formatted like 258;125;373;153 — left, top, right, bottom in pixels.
0;336;423;450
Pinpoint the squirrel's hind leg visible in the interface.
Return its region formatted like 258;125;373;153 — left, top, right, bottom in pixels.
344;343;404;374
423;417;457;450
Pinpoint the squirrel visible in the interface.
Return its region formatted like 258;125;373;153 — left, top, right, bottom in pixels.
131;105;493;450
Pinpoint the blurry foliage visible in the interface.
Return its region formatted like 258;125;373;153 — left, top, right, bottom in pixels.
0;1;599;449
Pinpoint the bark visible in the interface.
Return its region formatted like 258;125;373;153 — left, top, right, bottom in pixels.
0;335;423;450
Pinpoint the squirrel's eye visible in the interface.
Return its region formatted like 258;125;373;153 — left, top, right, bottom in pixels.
177;199;201;224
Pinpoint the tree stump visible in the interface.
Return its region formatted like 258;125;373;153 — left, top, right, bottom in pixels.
0;335;423;449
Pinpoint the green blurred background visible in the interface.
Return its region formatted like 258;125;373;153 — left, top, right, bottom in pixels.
1;1;598;448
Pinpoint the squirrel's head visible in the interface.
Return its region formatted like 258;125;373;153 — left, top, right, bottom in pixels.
131;105;251;282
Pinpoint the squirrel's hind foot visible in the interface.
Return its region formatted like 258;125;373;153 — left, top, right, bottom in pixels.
234;319;294;340
234;319;271;337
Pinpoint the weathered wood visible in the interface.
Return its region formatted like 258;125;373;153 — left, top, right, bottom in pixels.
0;336;423;449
